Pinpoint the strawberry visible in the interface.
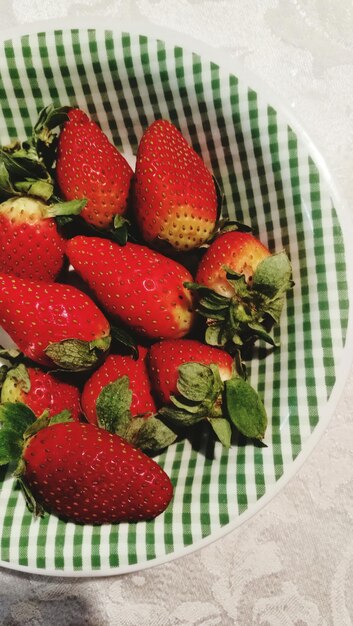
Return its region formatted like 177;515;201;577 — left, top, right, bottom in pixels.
56;108;133;230
196;230;271;296
147;339;234;405
187;230;293;348
81;348;156;425
0;195;84;281
0;407;173;524
133;119;218;252
0;364;82;421
66;236;195;340
81;348;176;452
148;339;268;445
0;273;111;370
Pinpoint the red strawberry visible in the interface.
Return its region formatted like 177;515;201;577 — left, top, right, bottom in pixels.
148;338;268;444
187;230;293;348
81;347;156;426
133;119;218;252
66;236;195;340
196;231;271;296
56;108;133;229
0;408;173;524
0;273;111;370
147;339;234;405
1;363;81;421
80;347;176;452
0;196;83;282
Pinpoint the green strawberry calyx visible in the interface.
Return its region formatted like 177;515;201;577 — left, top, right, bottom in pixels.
0;105;70;203
44;336;112;372
46;198;87;218
95;376;177;453
0;402;73;516
185;250;294;349
158;362;268;446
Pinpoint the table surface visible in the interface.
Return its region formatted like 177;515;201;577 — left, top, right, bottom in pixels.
1;1;353;624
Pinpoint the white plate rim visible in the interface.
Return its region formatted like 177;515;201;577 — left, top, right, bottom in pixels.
0;16;352;578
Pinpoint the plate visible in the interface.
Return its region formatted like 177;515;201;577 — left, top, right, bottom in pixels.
0;19;352;577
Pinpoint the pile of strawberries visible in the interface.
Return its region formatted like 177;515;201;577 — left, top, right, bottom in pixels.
0;106;293;525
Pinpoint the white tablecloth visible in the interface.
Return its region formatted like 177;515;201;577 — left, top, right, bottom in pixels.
1;1;353;624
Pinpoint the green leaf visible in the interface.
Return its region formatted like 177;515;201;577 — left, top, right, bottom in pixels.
0;428;24;465
22;410;72;439
110;326;139;359
48;410;73;425
14;178;53;201
46;198;87;218
224;377;268;440
0;402;36;434
184;282;229;308
246;322;278;346
176;362;215;402
186;250;293;349
252;251;293;323
16;476;45;517
33;104;70;134
205;324;226;346
23;412;51;440
0;403;36;465
44;335;111;371
170;394;204;414
111;215;130;245
160;362;225;427
226;269;250;300
0;105;70;204
207;417;232;447
158;405;205;427
127;416;177;452
0;160;16;196
96;376;132;435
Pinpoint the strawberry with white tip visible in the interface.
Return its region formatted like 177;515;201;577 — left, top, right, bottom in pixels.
133;119;219;252
0;196;84;281
187;230;293;349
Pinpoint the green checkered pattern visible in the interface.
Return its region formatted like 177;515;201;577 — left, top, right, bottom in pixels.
0;28;349;575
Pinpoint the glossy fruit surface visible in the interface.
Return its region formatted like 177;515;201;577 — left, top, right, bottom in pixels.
0;273;111;369
81;348;156;425
56;108;133;229
1;365;82;421
196;230;271;297
66;236;195;340
133;119;218;251
22;421;174;524
147;338;234;405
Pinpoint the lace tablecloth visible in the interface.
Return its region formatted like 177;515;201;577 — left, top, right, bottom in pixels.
1;1;353;624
